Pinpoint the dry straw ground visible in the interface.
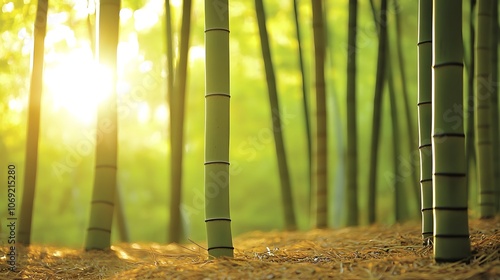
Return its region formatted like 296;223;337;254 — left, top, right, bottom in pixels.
1;216;498;279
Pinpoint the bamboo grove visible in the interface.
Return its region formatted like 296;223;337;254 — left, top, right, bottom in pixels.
3;0;499;265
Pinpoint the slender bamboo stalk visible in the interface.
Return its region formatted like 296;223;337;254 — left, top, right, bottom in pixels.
168;0;192;243
292;0;312;215
165;0;174;98
432;0;471;262
323;0;345;228
394;0;420;212
18;0;48;245
387;52;404;222
311;0;328;228
417;0;433;245
204;0;233;258
475;0;496;218
254;0;297;230
367;0;388;224
85;0;120;250
346;0;359;226
467;0;477;211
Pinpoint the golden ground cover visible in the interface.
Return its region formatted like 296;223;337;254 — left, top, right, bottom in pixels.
1;217;498;279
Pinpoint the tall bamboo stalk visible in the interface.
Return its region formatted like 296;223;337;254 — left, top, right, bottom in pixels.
18;0;48;245
387;53;404;222
475;0;495;218
367;0;388;224
168;0;192;243
467;0;477;210
292;0;312;213
311;0;328;228
417;0;433;245
432;0;471;262
394;0;419;211
346;0;359;226
255;0;296;230
490;0;500;214
204;0;233;258
85;0;120;250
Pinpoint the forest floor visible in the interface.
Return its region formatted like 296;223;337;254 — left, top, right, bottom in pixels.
1;217;498;279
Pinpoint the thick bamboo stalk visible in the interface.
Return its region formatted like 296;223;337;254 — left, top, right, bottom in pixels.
417;0;433;245
18;0;48;245
204;0;233;258
85;0;120;250
432;0;471;262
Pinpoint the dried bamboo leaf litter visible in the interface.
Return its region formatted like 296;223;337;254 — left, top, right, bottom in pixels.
1;217;498;279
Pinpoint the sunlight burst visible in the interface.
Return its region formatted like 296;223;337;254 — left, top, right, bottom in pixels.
44;48;114;125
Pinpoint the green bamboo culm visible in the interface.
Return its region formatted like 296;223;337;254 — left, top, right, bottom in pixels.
432;0;471;262
475;0;496;219
85;0;120;250
311;0;328;228
367;0;388;224
292;0;312;215
254;0;297;231
417;0;433;245
168;0;192;244
394;0;420;213
18;0;48;245
346;0;359;227
492;0;500;214
204;0;234;258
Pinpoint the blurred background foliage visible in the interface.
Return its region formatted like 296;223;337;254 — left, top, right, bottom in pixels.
0;0;477;247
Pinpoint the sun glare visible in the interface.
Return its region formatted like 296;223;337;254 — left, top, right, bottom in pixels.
44;48;114;125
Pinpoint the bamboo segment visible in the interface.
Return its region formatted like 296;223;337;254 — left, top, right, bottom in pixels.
367;0;388;224
254;0;297;231
18;0;48;245
311;0;328;229
417;0;433;244
168;0;192;244
475;0;496;218
292;0;312;212
346;0;359;227
493;1;500;214
432;0;471;262
85;0;120;250
204;0;233;258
